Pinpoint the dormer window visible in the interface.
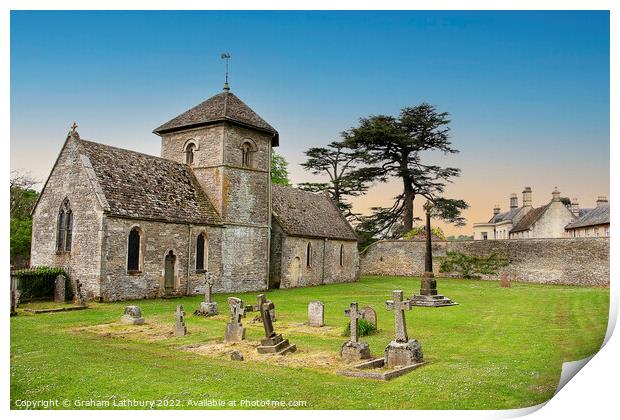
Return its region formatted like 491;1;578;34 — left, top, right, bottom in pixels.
185;142;196;165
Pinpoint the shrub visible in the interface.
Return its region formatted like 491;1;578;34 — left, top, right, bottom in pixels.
343;319;377;337
403;226;446;241
439;251;509;279
12;266;72;301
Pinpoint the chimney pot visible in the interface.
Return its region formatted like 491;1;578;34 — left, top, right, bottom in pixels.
522;187;532;207
596;196;609;207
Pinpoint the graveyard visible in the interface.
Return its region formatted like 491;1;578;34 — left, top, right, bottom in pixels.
10;276;609;410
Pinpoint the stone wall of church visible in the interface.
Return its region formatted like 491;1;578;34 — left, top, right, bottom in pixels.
360;238;609;286
30;136;105;300
219;225;270;292
275;233;360;289
101;217;224;301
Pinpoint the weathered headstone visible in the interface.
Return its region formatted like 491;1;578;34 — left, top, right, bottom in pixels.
308;301;325;327
120;306;145;325
360;306;377;328
224;297;247;343
174;305;188;336
500;272;511;288
384;290;423;368
252;294;296;355
10;272;18;316
340;302;371;362
54;275;66;303
197;272;218;316
230;350;244;361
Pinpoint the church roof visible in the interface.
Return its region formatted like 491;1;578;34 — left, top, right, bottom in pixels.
271;185;357;241
153;91;279;145
509;205;549;233
78;139;221;225
565;205;610;229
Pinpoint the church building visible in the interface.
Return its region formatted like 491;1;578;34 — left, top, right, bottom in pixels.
30;87;359;301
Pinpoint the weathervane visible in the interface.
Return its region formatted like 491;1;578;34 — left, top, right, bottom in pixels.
221;52;231;91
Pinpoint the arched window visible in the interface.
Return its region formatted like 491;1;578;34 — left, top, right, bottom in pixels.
127;228;141;272
306;242;312;268
185;142;196;165
56;198;72;253
196;233;208;272
241;141;253;167
339;244;344;266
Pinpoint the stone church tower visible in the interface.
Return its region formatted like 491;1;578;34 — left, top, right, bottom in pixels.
153;86;279;291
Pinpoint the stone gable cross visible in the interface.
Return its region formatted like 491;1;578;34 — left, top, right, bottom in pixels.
227;297;246;324
70;121;78;133
344;302;363;343
255;294;276;339
385;290;412;342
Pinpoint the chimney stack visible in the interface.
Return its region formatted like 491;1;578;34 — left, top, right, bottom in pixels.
571;198;580;216
493;205;501;216
522;187;532;207
509;193;518;209
552;186;561;202
596;196;609;207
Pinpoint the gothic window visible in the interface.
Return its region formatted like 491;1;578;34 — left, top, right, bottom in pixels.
127;228;141;272
241;141;254;167
196;233;207;272
306;242;312;267
56;198;72;253
339;244;344;267
185;142;196;165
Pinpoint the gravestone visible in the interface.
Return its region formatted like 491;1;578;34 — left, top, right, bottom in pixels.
500;272;511;288
120;306;145;325
10;272;18;316
308;301;325;327
340;302;371;362
360;306;377;328
252;294;296;355
174;305;188;336
54;275;66;303
384;290;423;368
230;350;244;361
197;272;218;316
224;297;247;343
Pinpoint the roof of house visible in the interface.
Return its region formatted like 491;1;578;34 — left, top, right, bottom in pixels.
565;205;610;229
488;207;521;224
153;91;279;145
78;139;221;225
271;185;357;241
509;205;549;233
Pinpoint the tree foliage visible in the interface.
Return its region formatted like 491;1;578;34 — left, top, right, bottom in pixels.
10;171;40;264
344;103;468;242
298;140;375;219
271;152;291;186
439;251;509;279
402;225;446;241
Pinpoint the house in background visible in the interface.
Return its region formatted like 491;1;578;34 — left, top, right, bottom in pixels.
473;187;608;240
565;197;610;238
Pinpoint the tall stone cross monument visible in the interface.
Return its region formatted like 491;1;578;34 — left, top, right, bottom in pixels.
384;290;423;368
340;302;371;361
411;201;458;307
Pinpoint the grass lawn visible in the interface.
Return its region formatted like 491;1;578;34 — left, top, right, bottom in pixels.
10;276;609;410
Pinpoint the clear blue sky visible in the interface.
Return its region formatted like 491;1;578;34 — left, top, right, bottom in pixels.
10;11;609;234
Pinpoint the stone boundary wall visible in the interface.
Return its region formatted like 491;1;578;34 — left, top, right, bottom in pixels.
360;238;609;286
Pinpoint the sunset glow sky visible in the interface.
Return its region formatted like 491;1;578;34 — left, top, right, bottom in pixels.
10;11;609;235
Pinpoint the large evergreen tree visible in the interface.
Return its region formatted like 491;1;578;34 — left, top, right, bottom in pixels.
345;103;467;239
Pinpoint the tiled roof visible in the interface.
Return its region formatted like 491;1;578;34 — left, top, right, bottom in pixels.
510;205;549;233
271;185;357;241
488;207;521;224
565;205;610;229
78;139;221;224
153;91;279;145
